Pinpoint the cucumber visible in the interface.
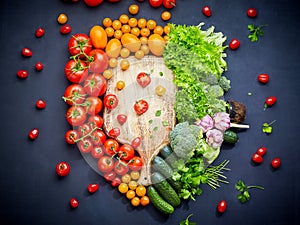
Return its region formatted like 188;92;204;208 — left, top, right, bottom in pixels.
152;156;182;192
147;186;174;214
223;130;239;143
159;145;178;168
151;172;181;207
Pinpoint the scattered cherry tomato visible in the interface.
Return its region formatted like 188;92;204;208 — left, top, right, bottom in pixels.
256;147;267;156
69;198;79;208
229;38;240;50
28;128;39;140
131;137;141;149
87;183;99;193
65;130;79;144
17;70;28;79
91;146;104;158
136;72;151;87
252;153;263;164
60;24;72;34
21;48;32;57
265;96;277;107
78;138;93;153
84;0;104;7
258;74;269;84
35;27;45;38
104;139;119;155
202;6;211;17
35;62;43;71
111;177;121;187
217;200;227;213
271;158;281;169
129;156;143;171
163;0;176;9
108;127;120;138
98;156;115;173
149;0;163;8
117;114;127;125
134;99;149;115
104;171;116;181
104;94;119;110
35;99;46;109
56;162;70;177
247;8;257;18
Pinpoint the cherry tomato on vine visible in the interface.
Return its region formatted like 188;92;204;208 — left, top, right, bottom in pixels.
17;70;28;79
65;59;88;83
87;49;109;73
103;139;119;155
108;127;120;138
256;147;267;156
118;144;135;161
252;153;263;164
114;162;129;176
87;183;99;193
117;114;127;125
247;8;257;18
78;138;94;153
84;0;104;7
69;198;79;208
217;200;227;213
28;128;39;140
35;62;43;71
149;0;163;8
65;130;79;144
21;48;32;57
68;33;92;58
60;24;72;34
271;158;281;169
88;115;104;128
265;96;277;107
91;130;106;146
134;100;149;115
84;96;103;115
91;146;104;158
78;123;92;137
64;84;86;106
229;38;240;50
98;156;115;173
84;74;107;96
163;0;176;9
56;162;70;177
104;94;119;110
35;99;46;109
66;106;87;126
258;74;269;84
129;156;143;171
35;27;45;38
202;6;211;17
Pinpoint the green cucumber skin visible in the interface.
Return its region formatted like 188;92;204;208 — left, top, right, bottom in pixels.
223;130;239;143
159;145;178;168
151;172;181;207
147;186;174;214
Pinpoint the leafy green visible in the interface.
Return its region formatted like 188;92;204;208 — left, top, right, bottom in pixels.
235;180;264;204
180;214;196;225
248;24;268;42
155;110;161;117
262;120;276;134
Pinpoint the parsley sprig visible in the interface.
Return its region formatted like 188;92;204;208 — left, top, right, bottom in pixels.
262;120;276;134
235;180;264;204
180;214;196;225
248;24;268;42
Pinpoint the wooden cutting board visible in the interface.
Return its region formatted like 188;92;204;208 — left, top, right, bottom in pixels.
103;55;177;186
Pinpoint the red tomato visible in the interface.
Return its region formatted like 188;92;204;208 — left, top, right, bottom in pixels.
87;183;99;193
256;147;267;156
117;114;127;125
114;162;129;176
84;0;103;6
69;198;78;208
83;74;107;96
28;128;39;140
77;123;92;137
104;171;116;181
65;130;79;144
98;156;115;173
35;62;43;71
17;70;28;79
258;74;269;84
111;177;121;187
68;33;92;58
35;27;45;38
271;158;281;169
104;94;119;110
88;115;104;128
66;106;87;126
136;72;151;87
107;0;120;2
131;137;141;149
78;138;94;153
129;156;143;171
229;38;240;50
21;48;32;57
104;139;119;155
108;127;120;138
202;6;211;17
149;0;163;8
163;0;176;9
84;96;103;115
65;59;88;83
91;146;104;158
35;99;46;109
87;49;109;73
217;200;227;213
247;8;257;18
265;96;277;107
64;84;86;105
118;144;135;161
60;24;72;34
91;130;106;146
56;162;70;177
252;153;263;164
134;100;149;115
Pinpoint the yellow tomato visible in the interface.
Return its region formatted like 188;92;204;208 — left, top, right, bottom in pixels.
130;27;140;37
114;30;123;39
103;69;113;79
128;180;137;190
137;18;147;29
57;13;68;24
112;20;122;30
105;38;121;58
140;44;149;55
118;183;128;194
163;25;171;35
121;24;131;33
129;4;139;15
135;50;144;59
153;25;164;36
131;197;140;207
155;85;166;96
121;174;131;183
130;171;140;180
126;190;136;199
135;186;146;197
161;11;171;21
128;18;138;28
140;28;150;37
90;25;108;49
120;59;130;71
105;27;115;38
140;36;148;45
116;80;125;90
121;33;141;53
140;196;150;206
146;19;156;30
119;14;129;24
120;48;130;58
108;58;118;68
102;17;112;27
164;35;170;42
148;34;165;56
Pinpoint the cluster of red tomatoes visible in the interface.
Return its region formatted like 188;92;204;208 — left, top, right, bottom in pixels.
63;32;144;187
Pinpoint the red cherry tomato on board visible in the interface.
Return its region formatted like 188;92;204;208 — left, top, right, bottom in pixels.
256;147;267;156
149;0;163;8
87;183;99;193
35;27;45;38
104;94;119;110
21;48;32;57
217;200;227;213
17;70;28;79
131;137;141;149
134;99;149;115
69;198;79;208
35;62;44;71
163;0;176;9
56;162;70;177
252;153;263;164
28;128;39;140
257;74;269;84
35;99;46;109
108;127;120;138
117;114;127;125
265;96;277;107
202;6;211;17
271;158;281;169
229;38;240;50
247;8;257;18
136;72;151;88
60;24;72;34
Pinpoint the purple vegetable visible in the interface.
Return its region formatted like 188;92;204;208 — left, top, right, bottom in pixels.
206;129;223;148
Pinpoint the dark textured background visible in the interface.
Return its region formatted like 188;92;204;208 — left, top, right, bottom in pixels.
0;0;299;224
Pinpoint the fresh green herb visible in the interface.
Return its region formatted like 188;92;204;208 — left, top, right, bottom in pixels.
159;71;164;76
149;119;153;124
155;110;161;117
150;69;154;74
235;180;264;204
262;120;276;134
180;214;196;225
162;121;169;127
150;134;153;139
153;126;158;132
248;24;268;42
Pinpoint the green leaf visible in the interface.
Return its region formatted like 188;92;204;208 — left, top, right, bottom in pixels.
155;110;161;117
180;214;196;225
162;120;169;127
148;119;153;124
262;120;276;134
238;193;248;204
235;180;246;192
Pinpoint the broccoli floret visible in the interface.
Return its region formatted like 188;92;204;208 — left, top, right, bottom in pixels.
218;76;231;92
